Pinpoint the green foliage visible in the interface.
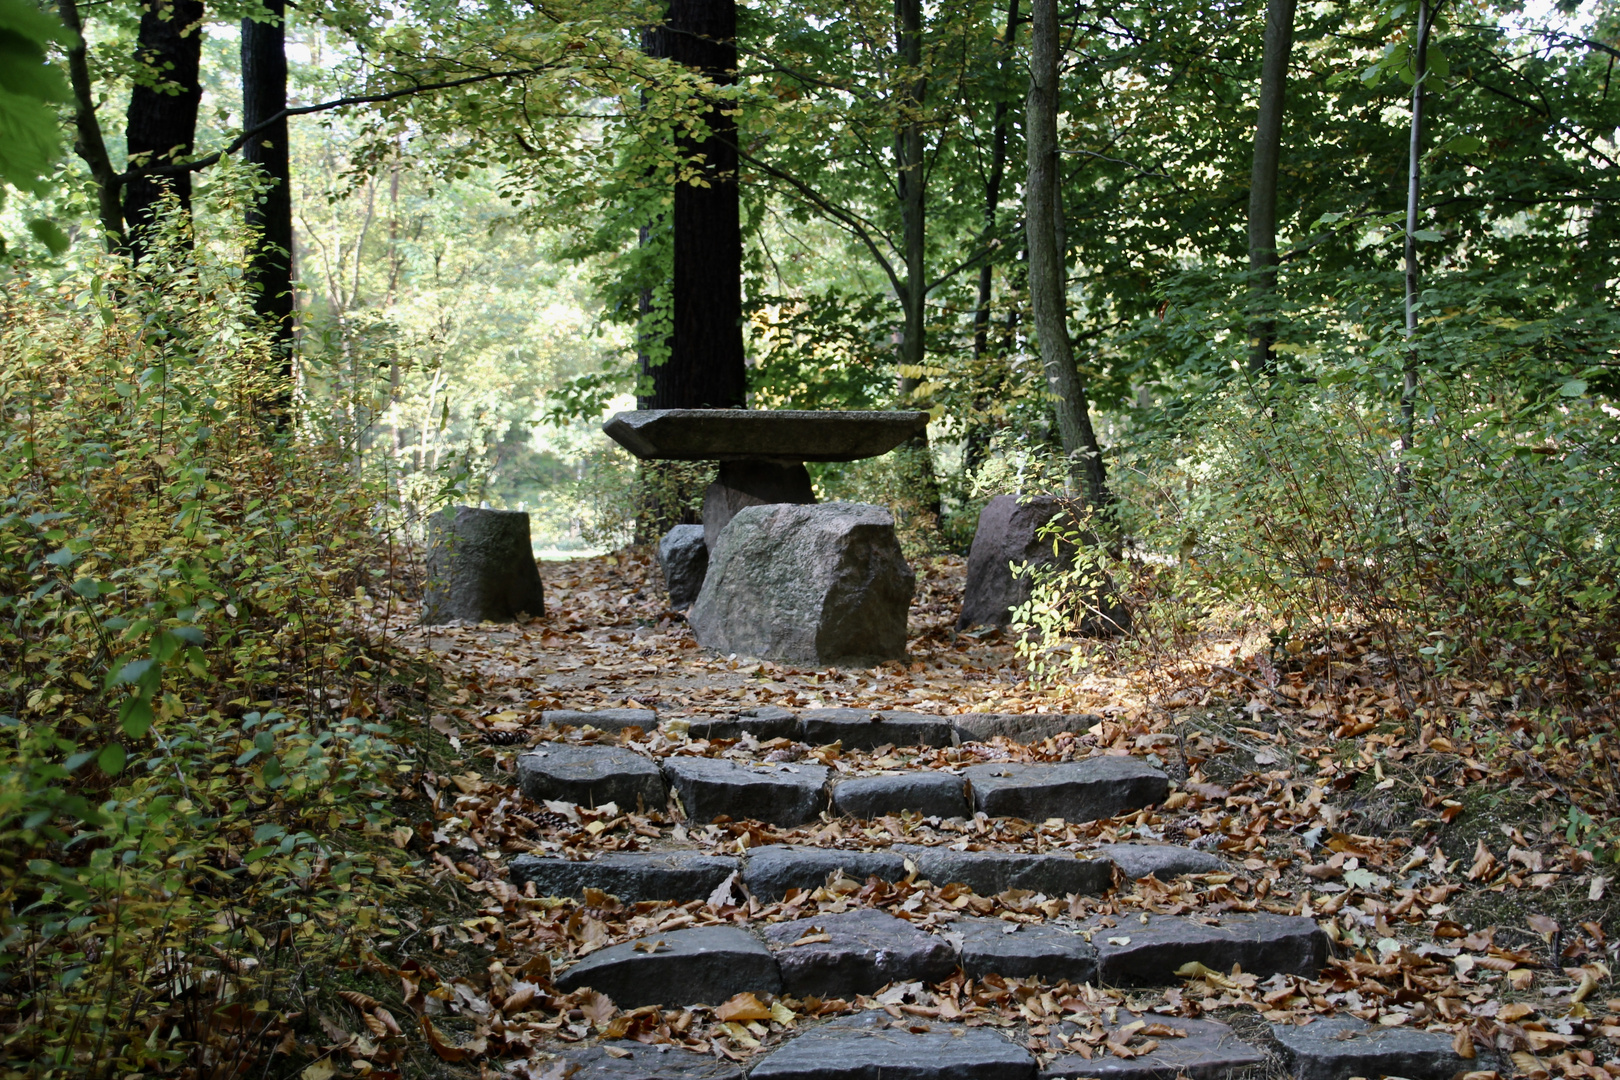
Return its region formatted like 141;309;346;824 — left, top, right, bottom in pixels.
0;0;70;256
0;203;417;1078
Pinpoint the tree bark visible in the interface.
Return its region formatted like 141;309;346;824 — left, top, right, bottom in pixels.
644;0;747;409
123;0;205;261
894;0;926;396
242;0;295;401
1025;0;1108;510
1400;0;1433;472
57;0;125;249
972;0;1019;366
1246;0;1296;374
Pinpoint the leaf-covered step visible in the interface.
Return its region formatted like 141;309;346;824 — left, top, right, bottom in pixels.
759;908;958;999
516;744;665;810
963;757;1169;822
748;1011;1035;1080
742;845;907;900
508;849;738;902
554;925;781;1010
1085;912;1328;985
1040;1015;1267;1080
1271;1016;1493;1080
663;757;830;827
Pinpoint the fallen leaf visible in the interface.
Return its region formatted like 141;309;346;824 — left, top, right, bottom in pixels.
715;993;773;1022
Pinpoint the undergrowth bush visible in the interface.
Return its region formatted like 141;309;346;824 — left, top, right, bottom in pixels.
1017;295;1620;724
0;205;418;1078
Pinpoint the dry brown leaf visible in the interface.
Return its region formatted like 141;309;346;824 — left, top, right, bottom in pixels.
1469;840;1499;881
336;990;380;1012
714;992;773;1023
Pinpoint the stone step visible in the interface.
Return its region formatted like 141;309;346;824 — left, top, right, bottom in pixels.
547;908;1328;1009
540;705;1101;746
554;924;780;1009
748;1011;1034;1080
514;745;1169;828
1040;1015;1267;1080
512;842;1225;904
1271;1016;1493;1080
1084;912;1328;985
546;1011;1276;1080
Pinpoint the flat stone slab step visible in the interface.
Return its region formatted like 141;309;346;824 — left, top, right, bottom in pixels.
895;844;1114;897
950;916;1096;983
1094;843;1227;881
547;1042;745;1079
798;708;956;750
508;850;739;902
1041;1015;1266;1080
1087;912;1328;985
515;744;666;812
534;704;1107;746
550;909;1332;1008
664;757;830;827
830;772;968;819
750;1011;1034;1079
760;908;957;999
743;845;907;900
508;842;1226;904
1272;1016;1490;1080
554;924;781;1009
964;757;1169;822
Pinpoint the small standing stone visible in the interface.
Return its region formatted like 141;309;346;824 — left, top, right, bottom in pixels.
760;908;957;998
515;745;665;811
658;524;709;610
957;494;1126;635
554;925;781;1008
423;505;545;625
688;503;915;666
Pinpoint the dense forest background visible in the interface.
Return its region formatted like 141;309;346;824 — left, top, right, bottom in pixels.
3;0;1620;1073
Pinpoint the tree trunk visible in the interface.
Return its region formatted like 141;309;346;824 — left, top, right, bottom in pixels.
123;0;205;261
58;0;125;249
893;0;926;398
1246;0;1296;374
1400;0;1432;472
972;0;1019;365
1025;0;1108;511
242;0;296;406
644;0;747;409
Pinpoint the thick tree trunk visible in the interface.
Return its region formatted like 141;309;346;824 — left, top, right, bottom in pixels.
123;0;205;261
242;0;295;402
644;0;747;409
1400;0;1432;472
58;0;125;249
1246;0;1296;374
1026;0;1108;511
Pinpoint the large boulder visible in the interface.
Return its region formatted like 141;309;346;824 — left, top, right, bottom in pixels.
658;524;709;610
423;505;545;625
689;503;914;666
701;459;816;553
957;494;1126;635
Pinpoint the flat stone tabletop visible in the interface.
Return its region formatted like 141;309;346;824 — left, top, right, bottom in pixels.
602;409;929;462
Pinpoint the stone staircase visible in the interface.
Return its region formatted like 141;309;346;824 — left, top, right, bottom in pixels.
509;706;1485;1080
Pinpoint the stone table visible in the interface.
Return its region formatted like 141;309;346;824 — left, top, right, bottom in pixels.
603;408;928;549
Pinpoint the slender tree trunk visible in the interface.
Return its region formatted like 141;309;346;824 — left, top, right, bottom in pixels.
1026;0;1108;510
57;0;125;249
964;0;1021;479
645;0;747;409
124;0;205;261
1400;0;1432;474
242;0;296;408
1246;0;1296;374
894;0;927;397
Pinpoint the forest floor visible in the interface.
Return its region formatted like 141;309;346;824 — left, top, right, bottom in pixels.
317;550;1620;1080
